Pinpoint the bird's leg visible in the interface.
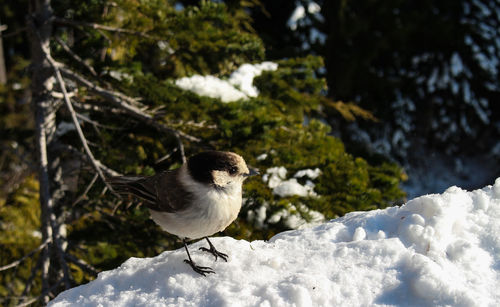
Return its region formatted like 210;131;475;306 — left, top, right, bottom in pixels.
199;237;228;262
183;239;215;276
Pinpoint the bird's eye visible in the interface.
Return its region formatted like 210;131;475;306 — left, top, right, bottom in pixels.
229;166;238;175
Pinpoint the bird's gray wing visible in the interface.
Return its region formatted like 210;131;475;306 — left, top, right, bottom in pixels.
149;169;191;213
107;169;189;213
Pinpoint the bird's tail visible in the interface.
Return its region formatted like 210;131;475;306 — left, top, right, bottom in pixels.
106;175;156;204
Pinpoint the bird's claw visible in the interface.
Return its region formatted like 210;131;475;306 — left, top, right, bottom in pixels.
183;259;215;276
199;246;229;262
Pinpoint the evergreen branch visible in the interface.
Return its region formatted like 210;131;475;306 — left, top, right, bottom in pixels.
322;98;379;122
53;17;153;39
0;238;51;272
54;36;98;77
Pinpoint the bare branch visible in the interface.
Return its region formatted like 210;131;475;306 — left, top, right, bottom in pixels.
76;113;124;131
59;64;145;108
57;65;199;161
54;17;154;39
51;90;77;99
0;26;27;38
72;99;126;115
59;143;122;177
57;65;200;143
45;53;119;197
155;147;178;164
177;137;187;163
20;254;43;301
54;36;98;77
111;199;124;215
15;279;64;307
0;238;51;272
72;173;98;207
65;253;99;276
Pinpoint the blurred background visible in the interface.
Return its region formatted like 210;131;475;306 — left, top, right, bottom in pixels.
1;0;499;305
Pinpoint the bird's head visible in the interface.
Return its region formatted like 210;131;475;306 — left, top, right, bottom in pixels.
187;151;258;190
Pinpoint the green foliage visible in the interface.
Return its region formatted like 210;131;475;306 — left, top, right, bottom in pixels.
0;176;41;301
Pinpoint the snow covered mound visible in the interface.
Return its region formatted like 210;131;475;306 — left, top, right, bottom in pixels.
50;178;500;306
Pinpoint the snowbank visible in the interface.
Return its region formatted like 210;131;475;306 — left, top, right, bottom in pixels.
50;178;500;306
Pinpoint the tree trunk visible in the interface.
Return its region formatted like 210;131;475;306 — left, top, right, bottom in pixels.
27;0;70;303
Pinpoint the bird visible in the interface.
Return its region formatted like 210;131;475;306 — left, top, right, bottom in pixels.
107;151;258;276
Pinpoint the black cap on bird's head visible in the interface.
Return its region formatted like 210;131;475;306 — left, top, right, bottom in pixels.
187;151;258;185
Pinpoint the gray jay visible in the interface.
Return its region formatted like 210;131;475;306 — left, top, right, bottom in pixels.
107;151;258;276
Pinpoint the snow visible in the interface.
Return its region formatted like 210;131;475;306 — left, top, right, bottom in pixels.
262;166;320;197
49;178;500;307
55;121;76;137
174;62;278;103
287;1;321;31
267;203;325;230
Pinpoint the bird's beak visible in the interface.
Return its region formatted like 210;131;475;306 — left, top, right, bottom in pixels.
245;167;259;177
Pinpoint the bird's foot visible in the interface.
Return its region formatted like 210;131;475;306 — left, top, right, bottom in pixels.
199;245;228;262
183;259;215;276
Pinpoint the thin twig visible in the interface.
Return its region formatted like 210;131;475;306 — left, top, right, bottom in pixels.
51;90;77;99
54;36;97;76
0;26;27;38
176;135;187;163
155;147;178;164
54;17;154;39
57;65;199;161
15;279;64;307
111;199;124;215
65;253;99;276
58;143;122;177
72;99;126;115
20;254;43;301
0;238;51;272
58;63;201;142
76;113;123;130
72;173;99;207
59;65;145;108
58;65;200;143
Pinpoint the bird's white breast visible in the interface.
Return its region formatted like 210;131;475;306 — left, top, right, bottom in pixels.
149;166;243;239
